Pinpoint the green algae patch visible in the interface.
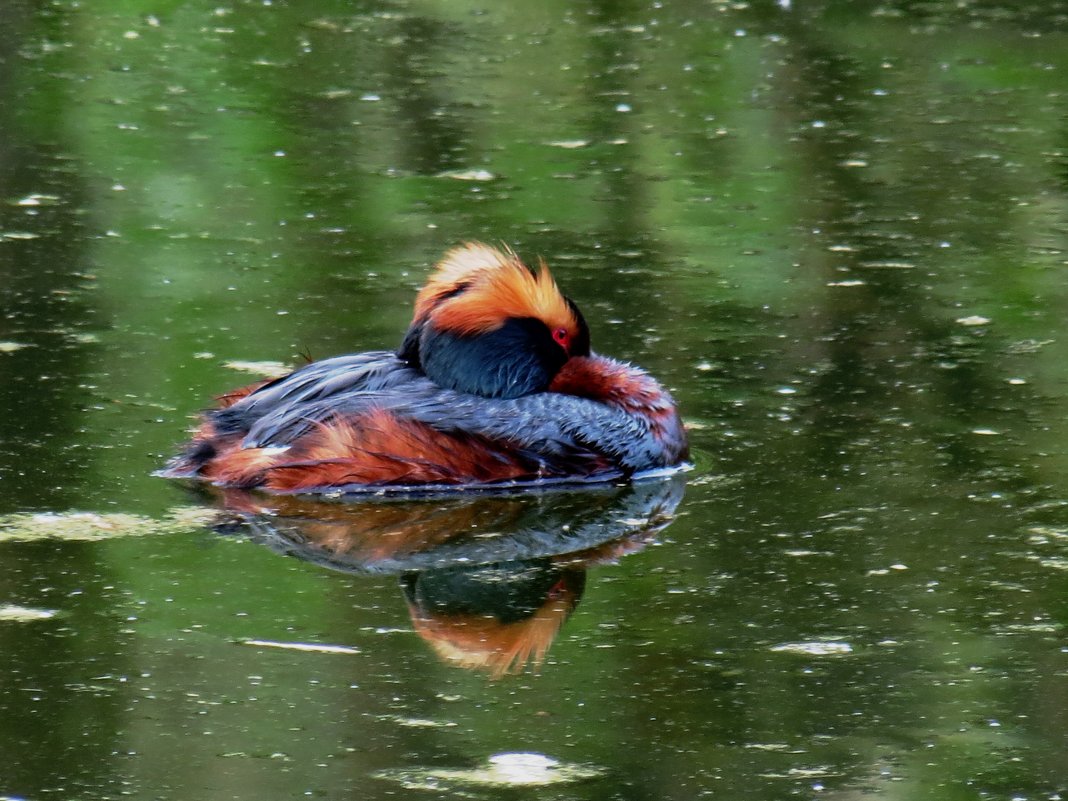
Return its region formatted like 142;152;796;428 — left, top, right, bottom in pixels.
0;605;59;622
0;507;217;543
223;360;292;378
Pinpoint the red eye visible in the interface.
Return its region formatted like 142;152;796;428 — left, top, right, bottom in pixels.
552;327;570;349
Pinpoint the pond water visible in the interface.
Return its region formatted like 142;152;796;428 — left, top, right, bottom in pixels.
3;1;1068;798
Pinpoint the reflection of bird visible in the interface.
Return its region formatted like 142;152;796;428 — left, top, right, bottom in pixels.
206;476;686;677
163;243;687;492
402;563;585;679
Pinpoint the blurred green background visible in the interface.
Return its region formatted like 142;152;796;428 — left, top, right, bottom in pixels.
2;0;1068;798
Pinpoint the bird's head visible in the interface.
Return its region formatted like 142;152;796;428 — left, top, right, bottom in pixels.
399;243;590;398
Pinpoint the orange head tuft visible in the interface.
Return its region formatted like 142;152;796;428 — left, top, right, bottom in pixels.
399;243;591;398
413;243;580;344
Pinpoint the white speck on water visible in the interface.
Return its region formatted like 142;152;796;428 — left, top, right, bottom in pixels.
240;639;360;655
972;428;999;436
487;753;559;783
770;641;853;656
1007;377;1027;385
615;103;632;113
373;751;603;790
775;387;797;395
956;315;990;326
16;194;60;206
437;169;495;182
859;260;915;269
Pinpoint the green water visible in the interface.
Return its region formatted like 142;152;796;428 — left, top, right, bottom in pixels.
3;0;1068;798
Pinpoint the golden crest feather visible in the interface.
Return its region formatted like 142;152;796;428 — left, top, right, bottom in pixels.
413;243;578;338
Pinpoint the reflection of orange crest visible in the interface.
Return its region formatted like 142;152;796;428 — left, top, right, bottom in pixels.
407;582;581;679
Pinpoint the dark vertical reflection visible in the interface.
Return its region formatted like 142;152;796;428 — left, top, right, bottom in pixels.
759;11;1017;482
0;14;95;509
579;0;649;248
0;1;30;116
0;9;129;800
383;15;471;176
671;7;1068;795
521;0;680;366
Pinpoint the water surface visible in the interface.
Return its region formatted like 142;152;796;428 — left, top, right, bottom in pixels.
2;1;1068;799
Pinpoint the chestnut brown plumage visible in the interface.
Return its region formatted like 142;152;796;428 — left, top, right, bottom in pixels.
162;243;686;492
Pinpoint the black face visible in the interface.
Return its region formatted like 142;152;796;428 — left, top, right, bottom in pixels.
398;293;592;398
411;318;567;398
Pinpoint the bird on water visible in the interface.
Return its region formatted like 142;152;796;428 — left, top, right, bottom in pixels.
162;243;688;493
